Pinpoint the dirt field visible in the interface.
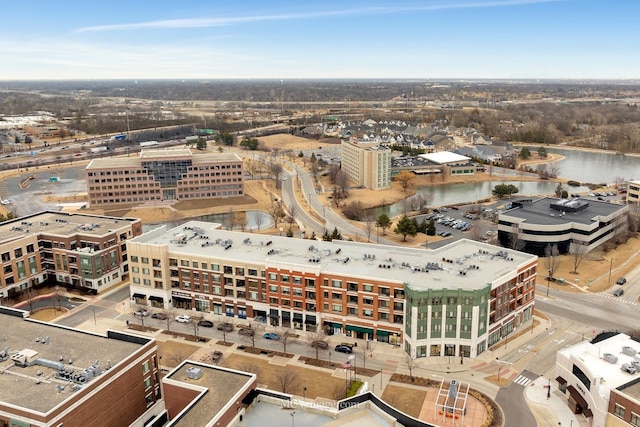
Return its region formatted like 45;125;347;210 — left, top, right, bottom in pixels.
157;340;201;368
220;353;348;399
257;134;340;152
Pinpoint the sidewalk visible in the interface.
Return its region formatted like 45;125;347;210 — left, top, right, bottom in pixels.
526;377;587;427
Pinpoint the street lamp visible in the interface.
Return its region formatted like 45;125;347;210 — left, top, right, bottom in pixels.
290;411;295;427
608;258;613;284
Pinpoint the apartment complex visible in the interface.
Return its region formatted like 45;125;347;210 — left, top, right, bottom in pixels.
85;148;244;206
0;211;142;301
0;307;162;427
555;332;640;427
340;139;391;190
128;222;537;359
497;197;628;256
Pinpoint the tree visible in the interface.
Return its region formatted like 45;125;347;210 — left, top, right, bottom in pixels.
405;354;418;381
570;240;588;274
275;370;299;393
555;183;568;198
215;132;234;146
240;137;260;150
519;147;531;159
241;323;259;348
309;331;328;360
376;214;391;235
189;314;204;338
342;201;364;221
278;328;295;354
396;170;416;193
162;307;177;331
364;210;376;242
394;215;417;241
544;244;561;279
426;219;436;236
537;146;548;158
196;138;207;151
330;227;342;241
492;184;519;198
133;304;148;326
254;211;264;231
335;170;350;198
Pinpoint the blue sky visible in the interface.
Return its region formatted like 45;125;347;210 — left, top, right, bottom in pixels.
1;0;638;80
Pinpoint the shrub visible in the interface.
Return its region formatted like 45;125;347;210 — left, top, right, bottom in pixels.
567;180;581;186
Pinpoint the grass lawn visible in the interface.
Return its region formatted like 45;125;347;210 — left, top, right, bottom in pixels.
381;384;426;418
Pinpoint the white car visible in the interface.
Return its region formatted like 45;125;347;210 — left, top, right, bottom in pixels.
175;315;191;323
1;200;11;205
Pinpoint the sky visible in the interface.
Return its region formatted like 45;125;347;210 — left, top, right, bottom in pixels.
1;0;639;80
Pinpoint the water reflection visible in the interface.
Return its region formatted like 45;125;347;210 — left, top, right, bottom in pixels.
371;180;590;218
142;210;273;232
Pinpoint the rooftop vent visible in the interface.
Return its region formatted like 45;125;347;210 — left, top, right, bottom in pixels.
186;367;203;380
603;353;618;364
622;346;637;357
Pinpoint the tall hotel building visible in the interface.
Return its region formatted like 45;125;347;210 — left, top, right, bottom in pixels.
85;148;244;206
0;211;142;300
128;221;538;359
340;139;391;190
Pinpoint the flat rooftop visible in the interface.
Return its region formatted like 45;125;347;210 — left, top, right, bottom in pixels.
0;308;150;413
166;362;254;426
500;197;626;226
85;149;241;170
558;333;640;399
134;221;537;291
419;152;470;164
0;211;139;244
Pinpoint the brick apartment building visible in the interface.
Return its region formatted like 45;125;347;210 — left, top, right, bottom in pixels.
0;307;162;427
85;148;244;206
128;222;538;359
0;211;142;301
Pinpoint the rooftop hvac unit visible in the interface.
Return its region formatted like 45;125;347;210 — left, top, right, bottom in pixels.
602;353;618;364
186;367;203;380
622;346;637;356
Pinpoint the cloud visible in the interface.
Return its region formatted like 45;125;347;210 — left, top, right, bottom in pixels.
75;0;561;33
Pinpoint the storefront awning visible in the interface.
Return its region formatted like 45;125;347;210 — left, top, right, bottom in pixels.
555;376;567;385
376;330;391;337
149;296;164;303
566;385;588;409
172;295;191;301
132;293;146;299
346;325;373;334
323;321;342;328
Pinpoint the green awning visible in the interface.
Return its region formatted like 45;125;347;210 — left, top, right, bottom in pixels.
324;321;342;328
376;330;391;337
346;325;373;334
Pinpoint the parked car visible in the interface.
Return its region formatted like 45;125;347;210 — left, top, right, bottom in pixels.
311;340;329;349
613;288;624;297
217;322;234;332
254;316;267;323
197;319;214;328
239;327;254;336
175;315;191;323
263;332;280;340
151;312;168;320
334;344;353;354
616;277;627;285
133;309;149;317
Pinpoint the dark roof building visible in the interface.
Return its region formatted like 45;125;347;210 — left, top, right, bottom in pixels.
497;197;628;256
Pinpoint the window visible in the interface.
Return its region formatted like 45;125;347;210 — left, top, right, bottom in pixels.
131;255;139;263
192;261;199;268
331;279;342;288
269;285;278;292
281;274;290;283
332;304;342;312
631;412;640;427
248;268;258;276
281;286;290;295
362;284;373;292
269;273;277;281
141;257;149;264
614;404;625;418
14;248;22;258
181;260;189;267
142;361;150;374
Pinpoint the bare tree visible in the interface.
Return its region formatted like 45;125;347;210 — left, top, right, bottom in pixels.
364;211;376;242
309;331;328;360
189;314;204;339
278;328;295;354
254;211;264;231
241;323;260;348
275;370;299;393
470;223;483;241
544;244;561;279
238;362;262;379
22;288;38;314
335;170;350;198
570;240;589;274
508;232;526;251
218;321;234;344
332;383;347;401
269;199;285;227
357;348;373;369
405;354;418;381
54;285;64;312
549;162;561;178
162;307;177;331
133;303;148;326
236;212;248;232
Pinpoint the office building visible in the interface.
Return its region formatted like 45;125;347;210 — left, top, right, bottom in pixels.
127;222;537;359
0;211;142;301
85;148;244;206
556;332;640;427
497;197;628;256
0;307;161;427
340;140;391;190
627;180;640;204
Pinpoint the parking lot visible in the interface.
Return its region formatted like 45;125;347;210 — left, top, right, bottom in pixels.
415;206;496;248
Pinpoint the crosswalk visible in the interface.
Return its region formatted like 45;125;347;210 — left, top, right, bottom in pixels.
599;293;638;305
513;375;533;387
